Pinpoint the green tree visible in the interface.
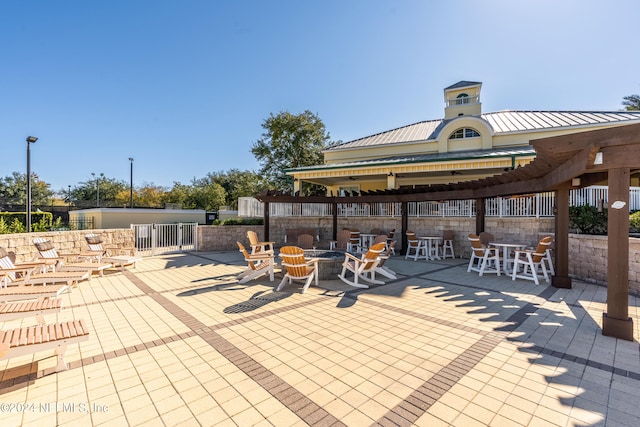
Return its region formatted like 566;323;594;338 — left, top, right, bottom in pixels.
0;171;53;207
207;169;266;209
164;179;226;211
251;110;331;191
188;177;227;211
164;182;196;209
622;94;640;110
135;183;167;208
71;177;128;207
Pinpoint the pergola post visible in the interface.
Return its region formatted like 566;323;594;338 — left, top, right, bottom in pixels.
603;167;633;340
475;198;485;235
552;188;572;289
263;201;270;242
401;201;408;254
332;201;338;241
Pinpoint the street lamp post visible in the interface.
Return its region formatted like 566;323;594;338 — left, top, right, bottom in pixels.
129;158;134;208
91;172;104;207
26;136;38;232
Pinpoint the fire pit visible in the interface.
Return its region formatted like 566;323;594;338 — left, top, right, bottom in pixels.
303;249;347;280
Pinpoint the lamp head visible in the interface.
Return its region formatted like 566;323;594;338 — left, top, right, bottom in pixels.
129;157;134;162
26;136;38;143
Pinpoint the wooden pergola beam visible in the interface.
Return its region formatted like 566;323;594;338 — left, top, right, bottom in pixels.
256;123;640;341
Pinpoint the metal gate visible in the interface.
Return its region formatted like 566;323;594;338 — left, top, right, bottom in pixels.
131;223;198;256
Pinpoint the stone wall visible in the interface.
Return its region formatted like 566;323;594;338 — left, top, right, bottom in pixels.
198;225;264;251
0;229;135;263
569;234;640;292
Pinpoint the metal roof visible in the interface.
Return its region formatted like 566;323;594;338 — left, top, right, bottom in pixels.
326;110;640;152
263;123;640;203
444;81;482;90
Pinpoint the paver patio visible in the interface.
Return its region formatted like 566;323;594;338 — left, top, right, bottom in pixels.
1;251;639;426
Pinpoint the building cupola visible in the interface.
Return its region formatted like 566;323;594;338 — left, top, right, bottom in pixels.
444;81;482;119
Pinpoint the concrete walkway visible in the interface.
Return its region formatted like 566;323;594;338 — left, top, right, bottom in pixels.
1;251;638;426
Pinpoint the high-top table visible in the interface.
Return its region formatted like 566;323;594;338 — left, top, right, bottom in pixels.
359;233;377;251
418;236;442;260
490;241;527;274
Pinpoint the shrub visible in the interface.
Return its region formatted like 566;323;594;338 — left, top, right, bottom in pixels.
569;205;607;235
0;211;53;233
631;211;640;232
221;218;263;226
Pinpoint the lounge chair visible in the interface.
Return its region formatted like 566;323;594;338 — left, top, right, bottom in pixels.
276;246;317;294
0;297;63;324
0;250;55;273
0;284;68;303
236;242;275;284
33;238;113;277
0;319;90;372
82;234;142;272
0;248;89;289
338;242;387;288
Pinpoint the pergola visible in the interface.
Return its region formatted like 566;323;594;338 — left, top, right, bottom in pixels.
257;123;640;341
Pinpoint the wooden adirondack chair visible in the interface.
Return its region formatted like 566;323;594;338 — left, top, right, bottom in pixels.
246;230;275;254
236;242;275;284
276;246;317;294
330;229;353;251
296;234;315;249
338;242;387;288
375;241;397;280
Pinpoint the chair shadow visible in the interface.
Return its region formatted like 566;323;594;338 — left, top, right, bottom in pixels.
223;290;292;313
177;282;248;296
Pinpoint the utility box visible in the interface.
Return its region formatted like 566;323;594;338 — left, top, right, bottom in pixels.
205;212;218;225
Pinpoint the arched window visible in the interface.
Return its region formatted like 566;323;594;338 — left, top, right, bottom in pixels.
449;128;481;139
455;93;469;105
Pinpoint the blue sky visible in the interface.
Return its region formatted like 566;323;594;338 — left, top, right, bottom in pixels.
2;0;639;193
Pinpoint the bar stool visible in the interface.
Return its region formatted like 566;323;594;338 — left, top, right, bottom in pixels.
440;230;455;259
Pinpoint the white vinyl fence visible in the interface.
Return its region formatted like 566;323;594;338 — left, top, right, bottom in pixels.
131;223;198;256
238;186;640;218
